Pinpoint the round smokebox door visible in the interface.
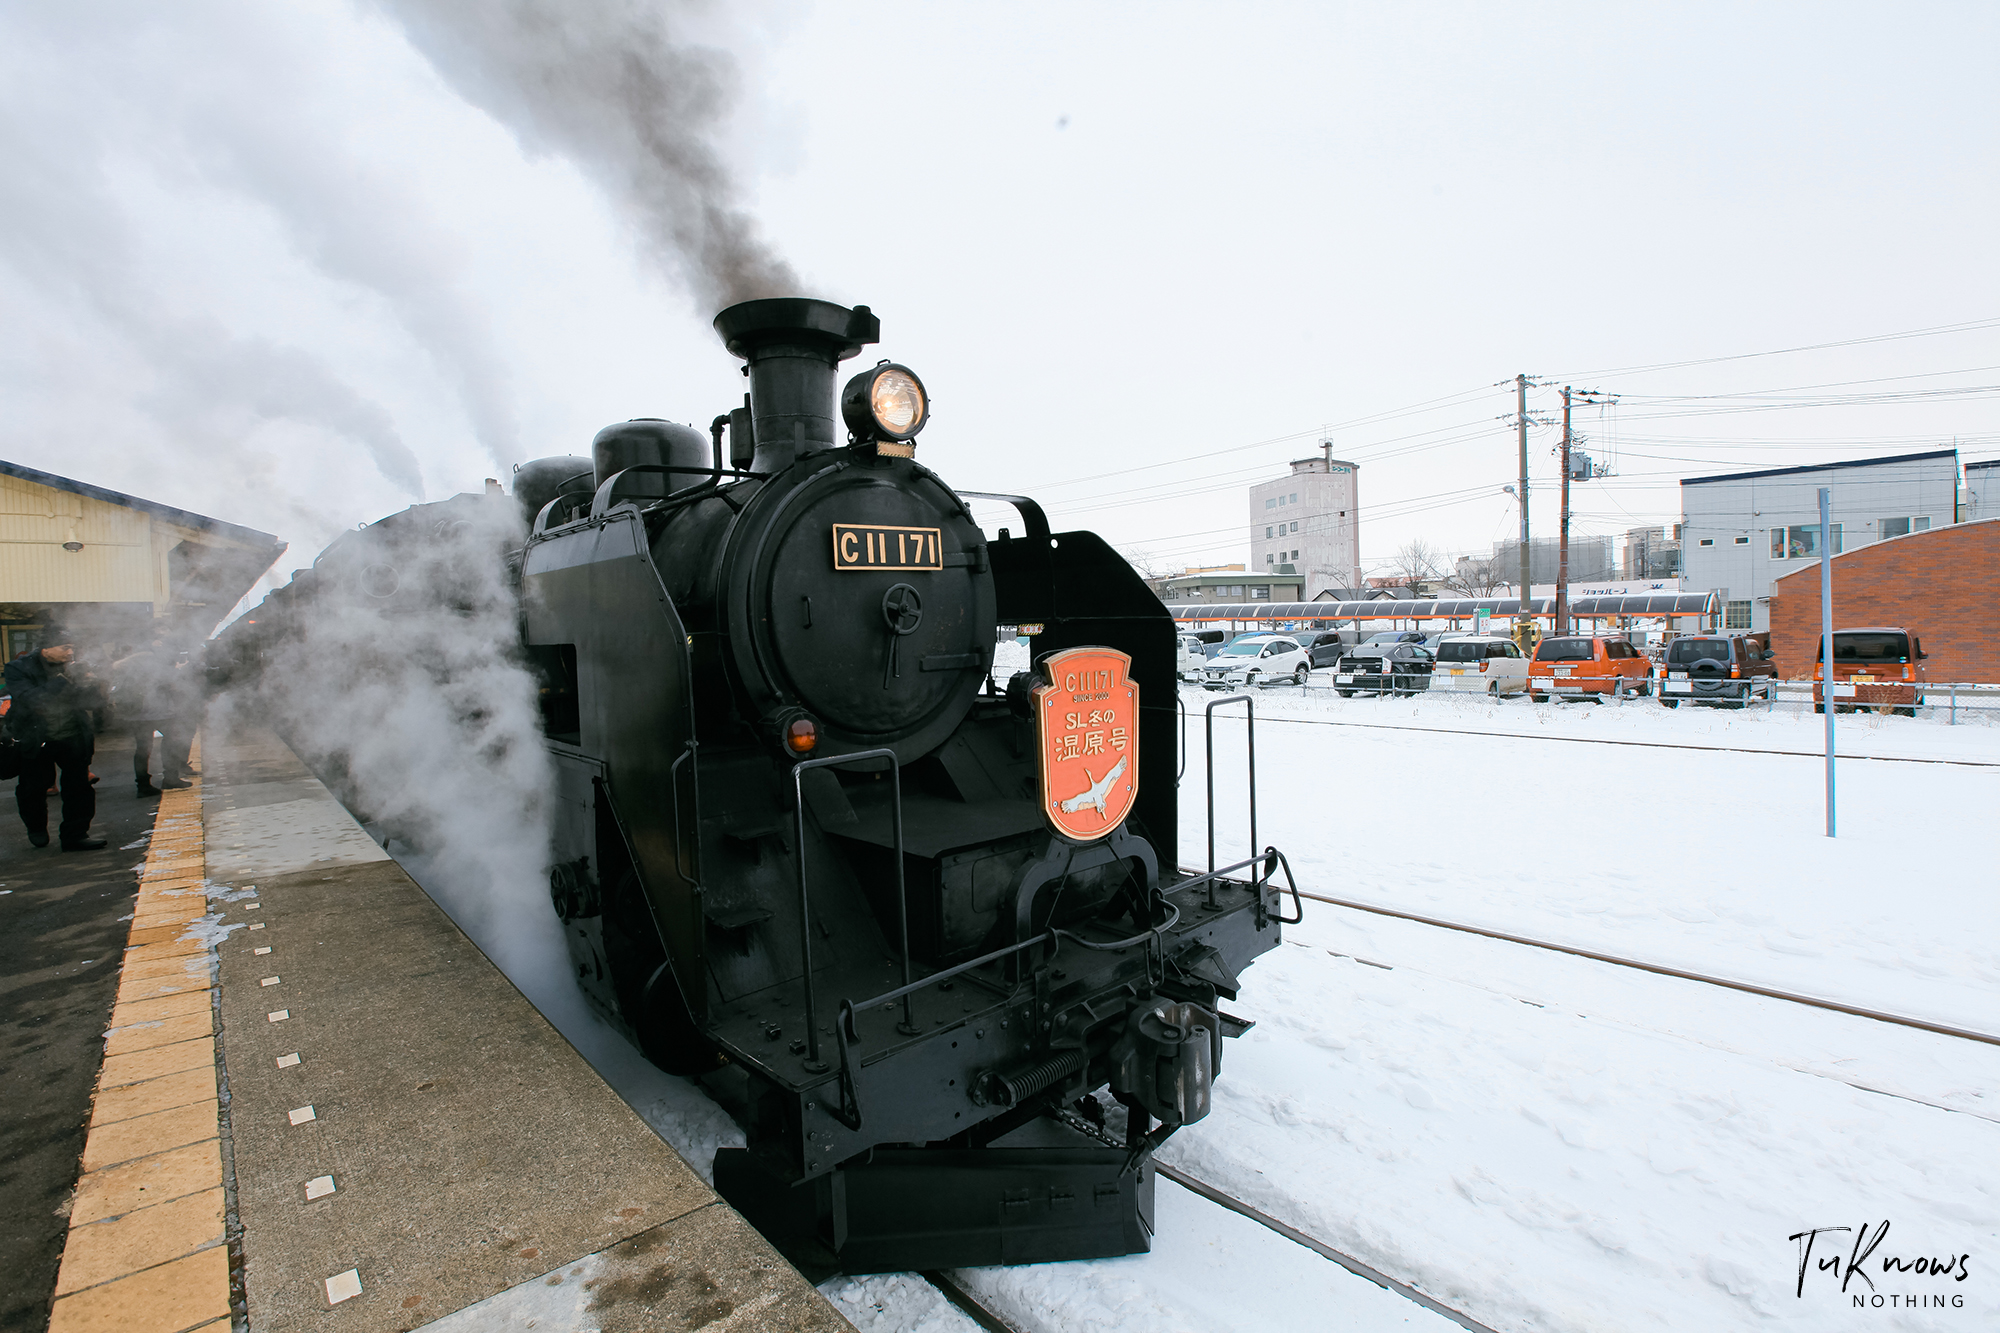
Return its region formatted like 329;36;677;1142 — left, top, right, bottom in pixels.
762;471;988;742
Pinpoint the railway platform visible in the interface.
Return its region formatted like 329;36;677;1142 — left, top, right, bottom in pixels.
30;722;852;1333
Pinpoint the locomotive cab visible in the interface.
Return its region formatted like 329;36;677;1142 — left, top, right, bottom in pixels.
519;298;1289;1274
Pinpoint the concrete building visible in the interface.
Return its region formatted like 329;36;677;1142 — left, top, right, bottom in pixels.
1250;455;1359;599
1966;459;2000;523
1161;563;1304;604
1488;534;1617;586
1621;525;1683;580
0;459;285;659
1768;518;2000;683
1678;449;1960;633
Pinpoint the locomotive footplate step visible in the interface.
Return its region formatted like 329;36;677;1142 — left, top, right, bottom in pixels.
199;725;852;1331
716;1114;1154;1276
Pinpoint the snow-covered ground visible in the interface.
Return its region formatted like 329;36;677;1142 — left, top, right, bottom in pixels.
399;654;2000;1332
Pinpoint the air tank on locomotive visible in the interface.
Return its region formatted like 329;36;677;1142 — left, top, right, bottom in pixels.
519;297;1293;1274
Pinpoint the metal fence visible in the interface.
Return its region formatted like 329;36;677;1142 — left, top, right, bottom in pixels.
1763;680;2000;725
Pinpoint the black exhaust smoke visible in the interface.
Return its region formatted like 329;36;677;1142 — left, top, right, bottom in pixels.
713;299;879;472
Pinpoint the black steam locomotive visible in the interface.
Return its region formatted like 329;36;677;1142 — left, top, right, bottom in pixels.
223;298;1296;1274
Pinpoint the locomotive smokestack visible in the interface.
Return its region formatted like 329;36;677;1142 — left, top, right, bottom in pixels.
714;299;879;472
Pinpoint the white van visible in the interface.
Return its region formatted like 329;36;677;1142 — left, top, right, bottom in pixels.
1429;634;1530;695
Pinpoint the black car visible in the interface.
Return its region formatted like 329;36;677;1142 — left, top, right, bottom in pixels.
1331;642;1435;697
1658;634;1776;708
1305;630;1358;668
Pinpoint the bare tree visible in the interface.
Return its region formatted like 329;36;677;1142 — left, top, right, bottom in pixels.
1393;538;1445;590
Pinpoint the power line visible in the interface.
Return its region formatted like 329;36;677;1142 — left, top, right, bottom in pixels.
1552;314;2000;380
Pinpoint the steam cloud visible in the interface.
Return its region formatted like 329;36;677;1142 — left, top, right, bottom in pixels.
370;0;801;311
214;496;556;978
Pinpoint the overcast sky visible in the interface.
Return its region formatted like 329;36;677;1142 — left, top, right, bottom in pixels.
3;1;1995;603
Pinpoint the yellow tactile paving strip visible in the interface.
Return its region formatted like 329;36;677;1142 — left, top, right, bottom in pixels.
50;740;235;1333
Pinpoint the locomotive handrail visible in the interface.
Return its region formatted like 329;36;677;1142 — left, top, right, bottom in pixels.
955;490;1051;545
1203;694;1256;909
791;748;910;1074
827;850;1286;1129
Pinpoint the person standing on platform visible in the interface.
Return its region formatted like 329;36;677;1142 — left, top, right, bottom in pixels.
4;641;107;850
113;636;190;797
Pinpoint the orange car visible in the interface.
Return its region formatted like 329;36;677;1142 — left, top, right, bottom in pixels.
1813;626;1928;716
1527;635;1653;702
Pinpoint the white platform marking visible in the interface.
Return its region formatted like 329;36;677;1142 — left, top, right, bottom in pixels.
276;1053;301;1068
289;1105;316;1126
325;1268;362;1304
248;923;265;931
253;946;271;956
260;976;281;987
305;1174;336;1201
267;1009;289;1022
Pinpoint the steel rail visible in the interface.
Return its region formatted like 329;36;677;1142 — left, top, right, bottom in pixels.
1193;699;2000;766
1154;1164;1503;1333
1289;888;2000;1048
921;1271;1021;1332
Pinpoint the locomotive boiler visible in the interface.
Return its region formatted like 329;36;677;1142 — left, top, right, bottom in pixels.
519;298;1291;1272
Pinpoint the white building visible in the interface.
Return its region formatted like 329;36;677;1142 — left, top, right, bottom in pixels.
1679;448;1959;632
1967;459;2000;524
1250;455;1360;599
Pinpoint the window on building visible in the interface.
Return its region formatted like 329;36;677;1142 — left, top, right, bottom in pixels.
1251;585;1270;600
1289;493;1298;503
1880;516;1932;539
1724;600;1753;629
1228;585;1243;596
1698;538;1715;547
1266;554;1274;564
1289;520;1299;533
1733;535;1749;545
1265;525;1273;538
1265;498;1275;509
1773;524;1842;558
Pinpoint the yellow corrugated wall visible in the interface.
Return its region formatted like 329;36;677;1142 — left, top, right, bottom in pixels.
0;473;161;605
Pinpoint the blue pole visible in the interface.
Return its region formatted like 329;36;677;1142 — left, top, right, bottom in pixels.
1819;486;1835;837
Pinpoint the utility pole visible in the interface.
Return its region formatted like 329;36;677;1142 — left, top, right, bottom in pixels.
1516;373;1532;647
1556;386;1572;636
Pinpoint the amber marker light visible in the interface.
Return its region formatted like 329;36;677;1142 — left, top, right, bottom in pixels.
786;716;819;754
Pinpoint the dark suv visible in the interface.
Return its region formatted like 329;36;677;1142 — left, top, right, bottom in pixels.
1658;634;1777;708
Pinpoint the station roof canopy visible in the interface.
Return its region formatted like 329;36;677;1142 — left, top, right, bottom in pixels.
1165;593;1717;622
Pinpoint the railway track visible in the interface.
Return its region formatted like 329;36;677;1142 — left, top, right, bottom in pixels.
1288;887;2000;1048
914;1106;1504;1333
1201;699;2000;767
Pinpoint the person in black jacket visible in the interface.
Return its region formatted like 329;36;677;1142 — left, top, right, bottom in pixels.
4;643;107;850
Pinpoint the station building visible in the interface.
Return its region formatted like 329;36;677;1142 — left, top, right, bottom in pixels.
1679;449;1961;634
1160;562;1304;604
1250;454;1360;599
0;459;285;659
1767;517;2000;682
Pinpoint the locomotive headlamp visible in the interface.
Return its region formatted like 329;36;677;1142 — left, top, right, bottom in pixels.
785;715;818;755
842;361;929;451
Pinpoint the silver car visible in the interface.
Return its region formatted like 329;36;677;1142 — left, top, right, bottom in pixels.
1201;634;1312;689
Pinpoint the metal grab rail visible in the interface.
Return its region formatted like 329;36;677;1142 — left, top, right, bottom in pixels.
791;748;909;1074
1204;694;1256;909
826;850;1281;1132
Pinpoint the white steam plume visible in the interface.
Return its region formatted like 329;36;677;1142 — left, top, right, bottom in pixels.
216;495;552;966
369;0;801;311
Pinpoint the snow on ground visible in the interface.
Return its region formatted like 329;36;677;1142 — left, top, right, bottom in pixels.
398;650;1999;1331
1188;681;2000;1033
1155;679;1999;1330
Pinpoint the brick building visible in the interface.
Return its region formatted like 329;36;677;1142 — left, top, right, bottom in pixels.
1767;518;2000;682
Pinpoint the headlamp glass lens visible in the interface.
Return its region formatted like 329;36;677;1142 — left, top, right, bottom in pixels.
870;369;925;436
